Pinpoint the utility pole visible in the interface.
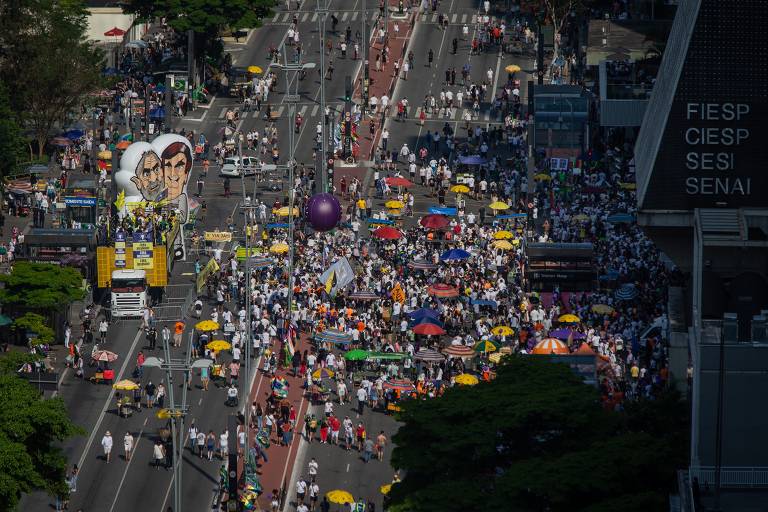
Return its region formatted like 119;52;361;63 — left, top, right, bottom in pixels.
187;29;195;108
317;0;331;192
164;74;173;132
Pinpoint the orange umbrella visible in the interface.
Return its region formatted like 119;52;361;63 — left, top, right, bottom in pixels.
532;338;570;355
116;140;131;150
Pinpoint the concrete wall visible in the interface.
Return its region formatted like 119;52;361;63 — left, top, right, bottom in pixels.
86;7;146;43
695;342;768;466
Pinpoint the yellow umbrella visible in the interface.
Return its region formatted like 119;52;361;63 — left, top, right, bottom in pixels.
505;64;521;73
488;201;509;210
558;314;581;323
488;352;503;364
206;340;232;351
455;373;479;386
270;243;289;254
619;182;637;190
247;65;263;74
380;484;392;495
275;206;300;217
113;379;139;391
592;304;614;315
533;173;552;181
326;490;355;505
493;230;513;240
387;209;402;215
491;325;513;337
385;200;404;209
195;320;220;331
97;150;112;160
493;240;514;250
450;184;470;194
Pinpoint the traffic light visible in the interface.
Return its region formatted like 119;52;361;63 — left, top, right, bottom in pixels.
344;75;352;103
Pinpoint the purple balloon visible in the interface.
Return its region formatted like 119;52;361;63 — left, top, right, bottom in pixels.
305;193;341;232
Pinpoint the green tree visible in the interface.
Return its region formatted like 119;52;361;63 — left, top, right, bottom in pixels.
0;82;27;177
0;352;84;510
388;356;687;512
12;313;55;346
0;0;102;157
0;262;85;310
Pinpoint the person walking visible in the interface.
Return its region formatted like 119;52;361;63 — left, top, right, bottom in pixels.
123;432;134;461
356;385;366;415
101;431;113;463
99;318;108;343
161;324;170;349
153;440;165;469
376;430;388;460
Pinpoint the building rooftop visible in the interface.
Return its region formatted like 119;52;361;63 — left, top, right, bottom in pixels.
587;19;671;66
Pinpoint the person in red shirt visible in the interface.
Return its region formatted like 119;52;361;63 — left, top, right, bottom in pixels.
355;422;366;452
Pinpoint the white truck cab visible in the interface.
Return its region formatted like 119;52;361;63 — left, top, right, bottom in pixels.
110;269;148;317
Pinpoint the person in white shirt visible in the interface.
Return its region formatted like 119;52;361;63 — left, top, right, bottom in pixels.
101;431;113;463
308;457;319;478
124;432;134;461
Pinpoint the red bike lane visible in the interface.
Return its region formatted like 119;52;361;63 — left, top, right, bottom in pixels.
354;4;418;161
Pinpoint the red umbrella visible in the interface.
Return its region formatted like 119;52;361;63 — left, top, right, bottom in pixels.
442;345;475;358
427;283;459;298
382;378;415;391
420;214;449;230
385;177;413;188
412;323;446;336
104;27;126;37
373;226;403;240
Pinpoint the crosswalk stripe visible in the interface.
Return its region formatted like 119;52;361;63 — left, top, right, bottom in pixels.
311;12;318;22
351;11;358;21
483;110;490;121
461;14;467;23
451;13;457;23
371;11;378;21
471;14;477;24
218;107;227;118
341;12;348;21
420;14;427;22
299;105;308;116
284;13;293;22
271;12;280;22
276;106;285;117
301;12;309;22
332;11;339;19
311;105;319;117
431;13;438;22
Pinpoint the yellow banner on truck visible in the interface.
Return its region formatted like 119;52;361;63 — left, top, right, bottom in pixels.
97;246;168;288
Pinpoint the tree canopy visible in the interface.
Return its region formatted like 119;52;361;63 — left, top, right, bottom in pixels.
0;262;85;310
125;0;275;34
0;352;83;510
0;0;102;157
0;83;27;177
389;356;688;512
12;313;55;345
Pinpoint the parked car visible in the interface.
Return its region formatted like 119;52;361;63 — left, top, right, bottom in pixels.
220;156;260;177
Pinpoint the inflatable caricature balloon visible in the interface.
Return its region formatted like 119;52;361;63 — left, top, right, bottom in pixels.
305;193;341;232
114;134;194;222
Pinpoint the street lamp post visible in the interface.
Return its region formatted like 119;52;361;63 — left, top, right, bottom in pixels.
142;337;212;512
316;0;332;193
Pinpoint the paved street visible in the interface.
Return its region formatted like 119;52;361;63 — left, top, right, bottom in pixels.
18;1;533;510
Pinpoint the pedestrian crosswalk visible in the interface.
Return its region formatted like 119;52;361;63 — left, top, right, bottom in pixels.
269;10;383;24
268;10;481;26
214;102;505;123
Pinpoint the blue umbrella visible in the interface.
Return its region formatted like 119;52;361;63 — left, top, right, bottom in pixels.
606;213;634;224
440;248;471;261
429;206;457;216
615;284;639;301
149;107;165;119
367;218;395;225
599;270;620;281
458;155;487;165
495;213;527;219
266;223;290;229
65;130;84;140
470;298;498;308
409;316;444;328
409;308;440;321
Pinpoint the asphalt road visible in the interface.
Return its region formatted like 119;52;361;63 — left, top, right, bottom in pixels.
18;1;532;510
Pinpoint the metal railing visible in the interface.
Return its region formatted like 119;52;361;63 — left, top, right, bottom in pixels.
689;466;768;488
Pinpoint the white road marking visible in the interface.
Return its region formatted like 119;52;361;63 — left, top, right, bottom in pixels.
346;463;350;472
272;12;281;22
310;104;319;116
451;13;457;23
301;12;309;21
218;107;227;118
311;13;318;22
108;427;144;512
351;11;358;21
76;328;143;471
341;11;348;21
